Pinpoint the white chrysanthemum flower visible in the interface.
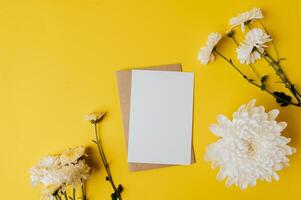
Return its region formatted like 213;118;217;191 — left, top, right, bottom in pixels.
84;112;105;122
30;156;60;186
59;146;86;165
198;32;222;64
30;147;91;199
237;44;263;64
58;160;91;185
237;28;271;64
244;28;272;48
229;7;263;32
205;99;296;190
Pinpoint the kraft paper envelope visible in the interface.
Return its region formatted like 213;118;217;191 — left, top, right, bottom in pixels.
116;63;195;171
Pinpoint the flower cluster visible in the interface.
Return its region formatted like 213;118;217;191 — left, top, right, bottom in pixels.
198;7;301;107
198;7;268;65
29;146;91;200
205;99;296;189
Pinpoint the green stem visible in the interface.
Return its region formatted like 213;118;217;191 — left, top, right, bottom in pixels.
258;20;279;61
256;49;301;104
228;35;261;80
81;181;87;200
73;188;76;200
230;35;239;46
64;192;68;200
249;63;261;80
55;194;62;200
214;49;300;107
93;123;122;200
214;49;246;78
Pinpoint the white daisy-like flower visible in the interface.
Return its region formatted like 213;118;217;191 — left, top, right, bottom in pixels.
198;32;222;64
229;7;263;32
205;99;296;190
237;28;271;64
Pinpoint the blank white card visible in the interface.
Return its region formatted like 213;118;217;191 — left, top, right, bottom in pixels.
128;70;194;165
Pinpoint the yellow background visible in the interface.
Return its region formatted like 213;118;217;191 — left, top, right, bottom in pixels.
1;0;301;199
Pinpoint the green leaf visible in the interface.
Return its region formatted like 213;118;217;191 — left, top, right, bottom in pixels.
261;75;268;83
277;58;286;64
111;186;123;200
117;184;123;193
111;192;118;200
273;91;292;106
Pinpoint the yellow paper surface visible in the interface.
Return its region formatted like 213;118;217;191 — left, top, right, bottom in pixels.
0;0;301;199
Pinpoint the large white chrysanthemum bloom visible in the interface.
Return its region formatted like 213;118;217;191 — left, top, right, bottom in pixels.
229;7;263;32
198;32;222;64
205;99;296;190
237;28;271;64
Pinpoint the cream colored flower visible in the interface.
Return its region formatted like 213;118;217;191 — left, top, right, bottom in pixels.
237;44;263;64
229;7;263;32
244;28;271;48
30;156;60;186
59;146;86;165
84;112;105;122
198;32;222;64
237;28;271;64
30;147;91;199
205;99;296;190
58;160;91;185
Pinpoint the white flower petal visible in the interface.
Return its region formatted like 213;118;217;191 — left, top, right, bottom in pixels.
246;99;256;109
209;124;223;137
268;109;280;120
